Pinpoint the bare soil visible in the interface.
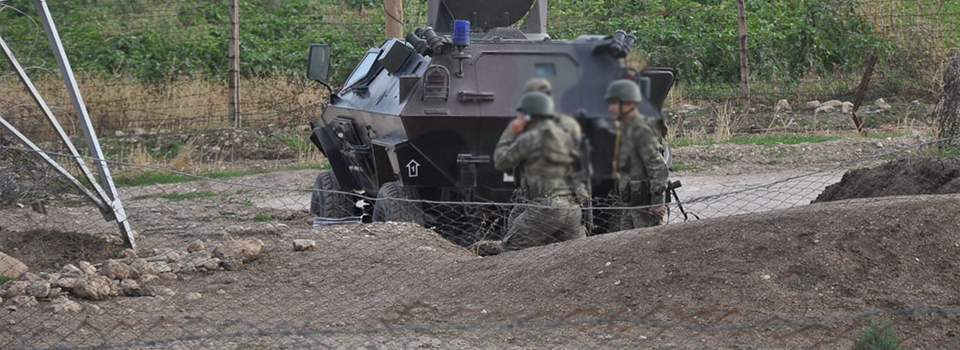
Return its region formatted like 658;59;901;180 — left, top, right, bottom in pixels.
2;135;959;349
814;157;960;203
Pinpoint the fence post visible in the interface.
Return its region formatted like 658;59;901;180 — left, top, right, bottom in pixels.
736;0;750;105
385;0;404;39
228;0;241;128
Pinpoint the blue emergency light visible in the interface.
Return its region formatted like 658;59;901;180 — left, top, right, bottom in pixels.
453;20;470;46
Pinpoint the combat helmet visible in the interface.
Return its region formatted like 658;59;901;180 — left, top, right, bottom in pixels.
516;91;554;117
604;79;643;103
523;78;553;95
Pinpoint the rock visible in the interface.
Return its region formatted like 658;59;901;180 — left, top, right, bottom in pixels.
184;292;202;302
821;100;843;108
101;260;137;280
221;259;243;271
149;262;172;274
47;297;82;314
21;272;41;281
60;264;81;274
25;281;50;298
46;287;62;299
120;279;143;296
841;101;854;114
187;240;205;253
0;252;28;280
815;106;834;114
78;261;97;275
138;274;160;285
167;263;182;274
293;239;317;252
681;104;701;112
200;258;221;270
875;98;892;110
143;286;176;298
4;295;37;310
145;250;182;263
72;276;116;300
55;277;81;290
114;130;126;137
38;272;59;283
119;248;138;259
213;238;265;263
1;281;30;298
128;259;156;276
805;100;821;109
775;99;791;112
158;272;178;280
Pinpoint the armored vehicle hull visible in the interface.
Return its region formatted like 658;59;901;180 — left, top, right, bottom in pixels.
307;0;675;242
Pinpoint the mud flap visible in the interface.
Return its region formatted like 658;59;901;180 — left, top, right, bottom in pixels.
316;126;362;191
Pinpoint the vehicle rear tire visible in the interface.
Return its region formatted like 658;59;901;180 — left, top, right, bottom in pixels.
310;170;356;218
373;181;424;224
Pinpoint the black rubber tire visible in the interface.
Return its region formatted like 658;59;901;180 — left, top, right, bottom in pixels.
310;170;356;218
372;181;424;224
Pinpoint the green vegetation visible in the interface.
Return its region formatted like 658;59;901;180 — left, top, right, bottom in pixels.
248;214;284;222
851;317;902;350
1;0;955;101
132;190;216;201
673;134;841;147
0;276;12;286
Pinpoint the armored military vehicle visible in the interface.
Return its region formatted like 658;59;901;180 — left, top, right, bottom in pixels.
305;0;676;243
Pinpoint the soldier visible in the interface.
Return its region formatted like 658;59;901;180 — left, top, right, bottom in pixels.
523;78;582;146
523;78;591;204
494;91;586;252
605;79;669;229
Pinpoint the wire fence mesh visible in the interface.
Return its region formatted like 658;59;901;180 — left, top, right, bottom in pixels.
1;135;960;349
2;0;960;348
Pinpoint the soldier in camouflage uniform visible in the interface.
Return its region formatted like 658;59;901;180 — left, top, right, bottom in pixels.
605;80;669;229
494;91;586;252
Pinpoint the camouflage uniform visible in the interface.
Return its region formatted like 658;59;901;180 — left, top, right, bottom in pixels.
495;92;586;252
523;78;589;203
606;80;669;229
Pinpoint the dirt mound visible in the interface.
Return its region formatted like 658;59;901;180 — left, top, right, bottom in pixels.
0;229;123;270
814;157;960;202
408;194;960;348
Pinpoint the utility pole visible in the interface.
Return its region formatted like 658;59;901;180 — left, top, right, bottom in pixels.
385;0;403;39
228;0;241;128
735;0;750;105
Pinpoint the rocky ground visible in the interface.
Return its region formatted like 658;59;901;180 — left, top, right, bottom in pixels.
1;129;958;349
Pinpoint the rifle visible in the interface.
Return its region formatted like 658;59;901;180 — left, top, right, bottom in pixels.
668;180;699;221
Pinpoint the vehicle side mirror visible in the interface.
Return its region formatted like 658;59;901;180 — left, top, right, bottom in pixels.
307;44;331;82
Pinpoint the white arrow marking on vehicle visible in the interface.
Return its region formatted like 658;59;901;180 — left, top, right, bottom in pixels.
406;159;420;178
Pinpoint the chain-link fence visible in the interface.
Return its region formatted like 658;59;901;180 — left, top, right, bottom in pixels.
2;134;960;349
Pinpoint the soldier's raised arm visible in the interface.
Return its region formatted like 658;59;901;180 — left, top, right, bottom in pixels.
494;127;538;172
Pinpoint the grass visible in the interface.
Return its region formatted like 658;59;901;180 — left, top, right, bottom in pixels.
673;134;842;148
248;214;284;222
0;276;12;286
132;190;216;201
851;317;902;350
669;159;694;172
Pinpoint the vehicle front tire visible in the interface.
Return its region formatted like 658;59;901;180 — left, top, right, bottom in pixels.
372;181;424;224
310;170;356;219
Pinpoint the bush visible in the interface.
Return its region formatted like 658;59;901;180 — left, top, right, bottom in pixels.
851;317;902;350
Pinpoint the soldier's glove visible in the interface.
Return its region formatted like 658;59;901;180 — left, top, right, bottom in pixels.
650;205;667;219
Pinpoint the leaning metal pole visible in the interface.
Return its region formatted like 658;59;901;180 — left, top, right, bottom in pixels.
30;0;136;248
0;35;113;215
